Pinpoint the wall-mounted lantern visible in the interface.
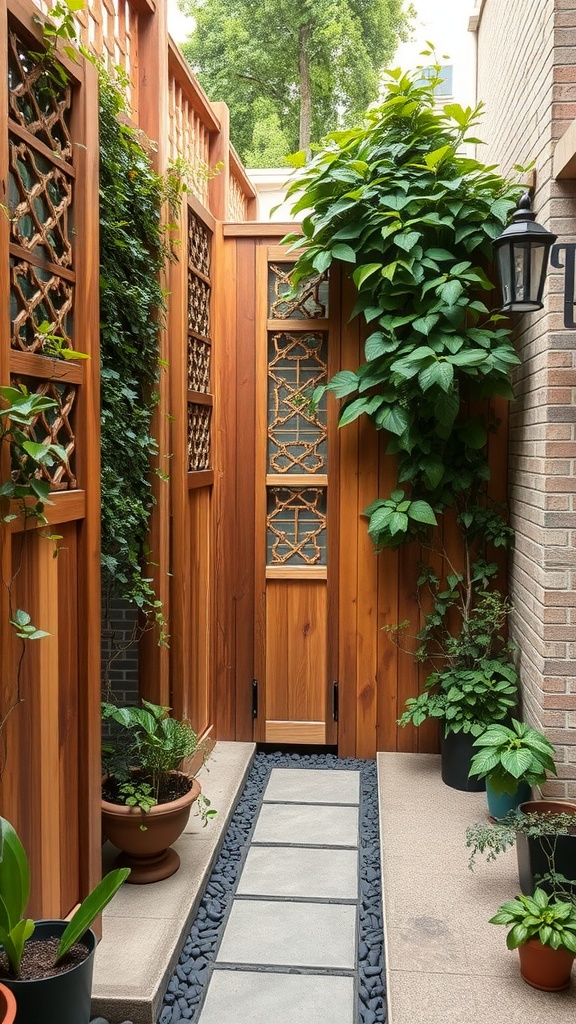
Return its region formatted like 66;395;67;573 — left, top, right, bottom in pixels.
492;192;557;313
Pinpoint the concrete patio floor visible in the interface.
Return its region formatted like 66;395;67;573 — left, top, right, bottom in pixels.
378;751;576;1024
92;745;576;1024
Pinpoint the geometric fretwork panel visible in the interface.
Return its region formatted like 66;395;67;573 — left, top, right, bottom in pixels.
268;262;329;320
188;209;211;278
267;331;327;474
10;258;73;353
187;403;211;472
9;137;73;267
188;337;211;394
8;32;73;161
188;270;210;338
267;487;327;565
10;377;77;490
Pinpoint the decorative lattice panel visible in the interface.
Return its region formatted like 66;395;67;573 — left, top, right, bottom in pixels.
168;80;210;206
268;263;329;320
228;173;249;222
8;31;73;160
11;378;77;490
188;404;211;472
188;337;211;394
267;487;327;565
188;209;211;277
10;258;73;353
188;271;210;338
9;139;73;267
267;331;327;474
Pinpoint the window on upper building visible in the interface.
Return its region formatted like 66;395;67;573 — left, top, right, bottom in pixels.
418;65;454;98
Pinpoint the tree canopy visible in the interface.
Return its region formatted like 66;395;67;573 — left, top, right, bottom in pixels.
178;0;414;165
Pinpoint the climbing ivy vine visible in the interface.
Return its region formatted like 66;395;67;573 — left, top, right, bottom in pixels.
98;68;175;629
285;67;522;548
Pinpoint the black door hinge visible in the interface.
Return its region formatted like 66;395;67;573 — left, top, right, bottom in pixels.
332;681;339;722
252;679;259;719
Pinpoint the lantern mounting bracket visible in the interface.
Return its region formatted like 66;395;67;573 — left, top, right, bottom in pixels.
550;242;576;329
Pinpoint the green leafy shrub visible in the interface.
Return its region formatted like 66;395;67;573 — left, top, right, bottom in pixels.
398;658;518;737
490;889;576;953
469;719;557;794
286;65;521;546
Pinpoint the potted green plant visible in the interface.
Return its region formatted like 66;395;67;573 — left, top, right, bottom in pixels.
468;719;557;819
398;656;518;791
101;699;215;883
466;804;576;899
489;888;576;990
0;817;128;1023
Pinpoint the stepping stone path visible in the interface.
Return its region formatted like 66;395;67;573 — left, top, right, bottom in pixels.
159;753;385;1024
199;767;360;1024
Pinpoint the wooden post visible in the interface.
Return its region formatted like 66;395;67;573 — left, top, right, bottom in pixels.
209;102;230;221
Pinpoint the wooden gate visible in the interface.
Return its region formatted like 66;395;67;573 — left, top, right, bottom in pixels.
252;247;338;745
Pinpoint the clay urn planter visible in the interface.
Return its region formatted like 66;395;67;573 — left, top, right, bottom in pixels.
0;983;16;1024
102;774;202;883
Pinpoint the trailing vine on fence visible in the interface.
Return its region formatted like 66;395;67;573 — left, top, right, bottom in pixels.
285;67;521;547
285;66;524;721
98;67;175;637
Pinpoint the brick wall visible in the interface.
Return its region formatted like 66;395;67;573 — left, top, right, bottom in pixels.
101;595;140;706
476;0;576;796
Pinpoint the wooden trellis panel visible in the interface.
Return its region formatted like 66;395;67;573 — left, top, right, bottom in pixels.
0;0;100;918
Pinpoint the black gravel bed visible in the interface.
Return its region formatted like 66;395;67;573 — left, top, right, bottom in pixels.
156;751;386;1024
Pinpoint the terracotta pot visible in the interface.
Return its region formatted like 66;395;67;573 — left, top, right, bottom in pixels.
516;799;576;897
518;937;575;991
101;774;201;883
0;983;16;1024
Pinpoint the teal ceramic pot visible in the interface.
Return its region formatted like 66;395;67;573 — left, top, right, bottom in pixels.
486;779;531;820
1;920;96;1024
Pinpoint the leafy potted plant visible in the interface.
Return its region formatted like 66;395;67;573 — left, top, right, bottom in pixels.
0;817;128;1023
489;888;576;990
468;719;557;819
101;699;215;883
466;804;576;900
398;655;518;791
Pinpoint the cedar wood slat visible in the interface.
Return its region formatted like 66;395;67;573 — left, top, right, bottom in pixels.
234;238;257;740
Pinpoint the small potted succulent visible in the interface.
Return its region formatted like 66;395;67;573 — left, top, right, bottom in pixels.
101;699;215;883
0;817;128;1024
468;719;557;819
490;888;576;990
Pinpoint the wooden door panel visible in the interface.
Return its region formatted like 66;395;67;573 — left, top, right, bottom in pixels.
265;580;327;742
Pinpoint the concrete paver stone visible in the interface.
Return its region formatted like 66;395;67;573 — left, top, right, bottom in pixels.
198;969;355;1024
236;844;359;899
215;898;357;969
252;801;359;847
263;768;360;805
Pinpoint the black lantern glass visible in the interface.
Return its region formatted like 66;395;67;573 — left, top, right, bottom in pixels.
493;193;557;313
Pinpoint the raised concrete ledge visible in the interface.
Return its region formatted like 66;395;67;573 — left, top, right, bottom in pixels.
378;752;576;1024
92;741;256;1024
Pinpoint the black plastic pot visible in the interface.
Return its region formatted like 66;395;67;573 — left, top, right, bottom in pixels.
1;920;96;1024
516;800;576;897
440;731;485;792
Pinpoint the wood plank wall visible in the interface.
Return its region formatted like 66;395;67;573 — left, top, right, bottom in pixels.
1;0;101;917
216;226;509;759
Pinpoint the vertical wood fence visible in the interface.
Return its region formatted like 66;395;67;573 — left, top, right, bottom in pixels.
1;0;255;919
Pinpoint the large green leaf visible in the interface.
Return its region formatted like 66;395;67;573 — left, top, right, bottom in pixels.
0;818;30;933
500;748;534;779
56;868;130;962
408;501;437;526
